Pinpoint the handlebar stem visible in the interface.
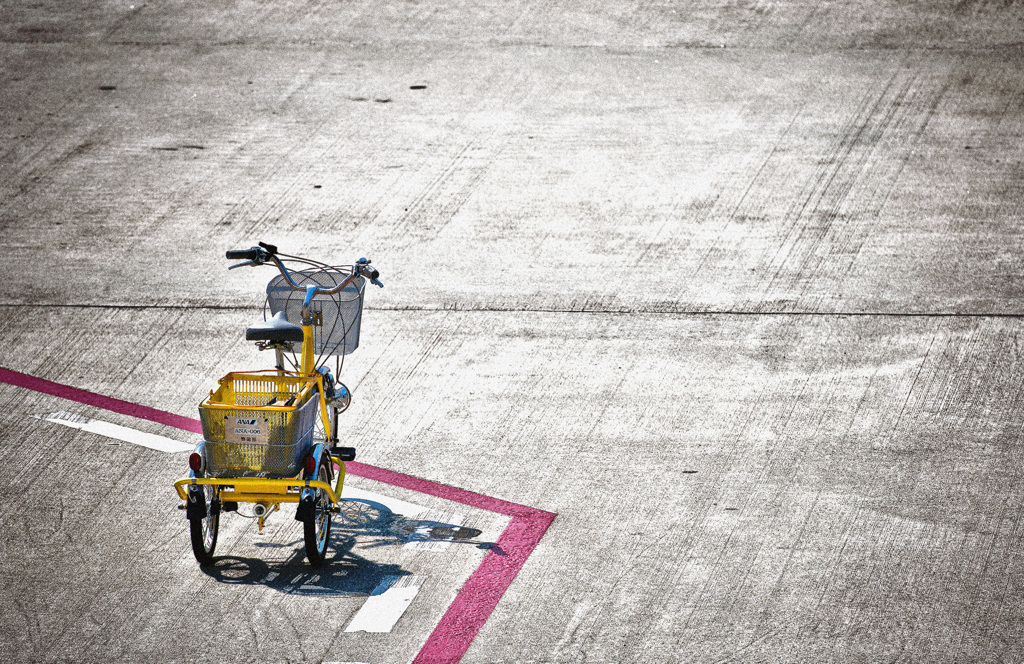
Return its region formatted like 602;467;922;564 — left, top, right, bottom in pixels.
301;284;319;323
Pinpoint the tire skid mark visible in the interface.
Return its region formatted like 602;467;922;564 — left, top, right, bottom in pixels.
760;72;915;302
356;311;454;445
232;127;341;239
997;329;1024;444
392;138;478;236
745;327;846;631
900;326;957;439
990;491;1024;659
757;74;899;296
220;108;361;238
935;324;985;435
0;84;92;186
887;331;938;446
954;492;1015;659
387;129;505;248
751;67;956;311
805;502;863;636
111;309;187;397
713;625;782;664
705;371;769;508
925;323;1005;446
325;147;432;236
816;83;920;289
275;602;311;663
675;526;740;636
0;128;98;217
100;4;145;42
826;78;952;308
719;535;767;624
691;104;805;277
671;368;779;635
802;368;876;631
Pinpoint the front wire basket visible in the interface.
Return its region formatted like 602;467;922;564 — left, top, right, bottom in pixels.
265;267;366;359
198;371;320;478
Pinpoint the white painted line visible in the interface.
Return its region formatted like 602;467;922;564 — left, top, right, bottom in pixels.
340;485;430;518
344;574;423;633
338;486;468;552
406;509;466;552
35;411;193;453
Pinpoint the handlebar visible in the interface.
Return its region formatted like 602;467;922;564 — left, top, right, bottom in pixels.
224;244;384;301
226;248;260;260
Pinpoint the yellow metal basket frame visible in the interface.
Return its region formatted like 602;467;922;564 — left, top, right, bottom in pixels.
173;455;345;506
184;369;341;501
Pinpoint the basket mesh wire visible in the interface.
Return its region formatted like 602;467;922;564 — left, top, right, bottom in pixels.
265;269;366;357
199;372;320;478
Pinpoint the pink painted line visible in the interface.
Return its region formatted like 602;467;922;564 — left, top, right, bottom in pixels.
346;461;548;520
0;367;203;434
412;510;555;664
1;366;556;664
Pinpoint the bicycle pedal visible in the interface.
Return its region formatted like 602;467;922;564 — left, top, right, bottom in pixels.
329;445;356;461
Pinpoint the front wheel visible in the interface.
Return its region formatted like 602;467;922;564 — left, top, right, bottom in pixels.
314;402;337;443
189;484;219;565
303;461;332;567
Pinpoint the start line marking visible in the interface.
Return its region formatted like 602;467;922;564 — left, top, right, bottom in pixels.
34;412;431;633
342;485;466;552
5;366;556;664
346;575;425;633
35;410;192;453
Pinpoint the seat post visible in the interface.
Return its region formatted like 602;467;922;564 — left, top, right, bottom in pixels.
300;284;319;375
300;323;315;374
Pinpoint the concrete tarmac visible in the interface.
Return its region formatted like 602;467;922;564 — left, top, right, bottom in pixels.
2;1;1024;662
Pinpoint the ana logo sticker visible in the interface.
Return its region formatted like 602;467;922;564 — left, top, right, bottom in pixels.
225;417;269;444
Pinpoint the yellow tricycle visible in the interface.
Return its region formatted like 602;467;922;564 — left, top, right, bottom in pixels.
173;242;383;567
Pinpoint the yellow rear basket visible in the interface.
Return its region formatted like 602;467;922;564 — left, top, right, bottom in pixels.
198;371;320;478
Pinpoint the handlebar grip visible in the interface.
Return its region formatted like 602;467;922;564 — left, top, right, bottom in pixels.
226;248;260;260
369;268;380;280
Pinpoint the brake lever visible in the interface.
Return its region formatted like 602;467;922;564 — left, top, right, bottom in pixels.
370;277;384;289
228;260;258;270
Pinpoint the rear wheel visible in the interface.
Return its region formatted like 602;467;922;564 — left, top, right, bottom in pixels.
303;461;332;567
189;484;219;565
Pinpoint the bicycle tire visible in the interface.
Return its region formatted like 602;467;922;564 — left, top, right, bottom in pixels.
303;461;332;567
189;484;219;565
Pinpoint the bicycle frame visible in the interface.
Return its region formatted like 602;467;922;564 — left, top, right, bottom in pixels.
176;243;381;567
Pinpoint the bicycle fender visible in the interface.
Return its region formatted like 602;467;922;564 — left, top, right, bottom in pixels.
186;488;207;521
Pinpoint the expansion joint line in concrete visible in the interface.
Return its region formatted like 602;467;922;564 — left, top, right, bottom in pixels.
2;302;1024;318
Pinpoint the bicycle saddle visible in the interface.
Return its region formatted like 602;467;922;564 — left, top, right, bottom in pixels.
245;311;304;343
